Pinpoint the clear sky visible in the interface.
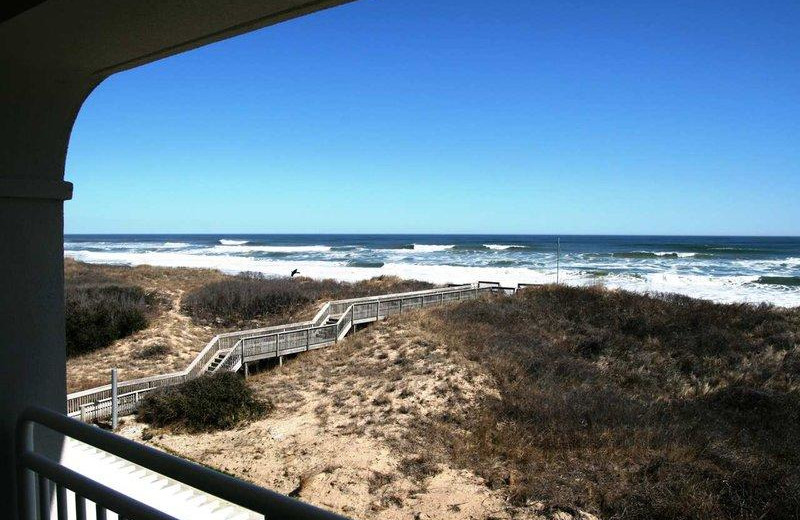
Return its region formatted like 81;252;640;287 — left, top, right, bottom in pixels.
65;0;800;235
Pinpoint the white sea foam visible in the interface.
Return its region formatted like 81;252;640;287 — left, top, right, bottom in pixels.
655;251;697;258
67;242;120;250
219;239;249;245
484;244;525;250
65;249;800;307
65;241;192;250
411;244;455;252
212;245;332;253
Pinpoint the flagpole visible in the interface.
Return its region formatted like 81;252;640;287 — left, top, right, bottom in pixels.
556;237;561;284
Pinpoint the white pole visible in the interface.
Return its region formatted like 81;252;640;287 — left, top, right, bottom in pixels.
111;368;118;430
556;238;561;284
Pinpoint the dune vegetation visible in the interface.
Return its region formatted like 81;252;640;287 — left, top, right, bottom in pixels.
181;272;434;327
65;264;158;357
137;372;273;432
65;258;433;390
423;285;800;519
126;283;800;519
70;257;799;517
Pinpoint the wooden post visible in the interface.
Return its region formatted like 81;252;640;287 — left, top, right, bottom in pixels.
244;362;249;379
279;356;283;367
80;404;88;423
111;368;118;430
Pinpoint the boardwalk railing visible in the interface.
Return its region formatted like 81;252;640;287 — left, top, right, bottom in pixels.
67;282;518;421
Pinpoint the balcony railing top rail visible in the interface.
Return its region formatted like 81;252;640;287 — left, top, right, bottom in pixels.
17;405;351;520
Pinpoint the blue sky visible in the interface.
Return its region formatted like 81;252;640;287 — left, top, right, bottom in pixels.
66;0;800;235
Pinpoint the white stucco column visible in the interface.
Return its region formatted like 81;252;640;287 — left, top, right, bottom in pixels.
1;2;354;513
0;69;91;514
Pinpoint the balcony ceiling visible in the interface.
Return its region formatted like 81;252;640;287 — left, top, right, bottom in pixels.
0;0;352;75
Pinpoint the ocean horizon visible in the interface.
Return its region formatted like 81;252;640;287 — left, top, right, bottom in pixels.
64;234;800;307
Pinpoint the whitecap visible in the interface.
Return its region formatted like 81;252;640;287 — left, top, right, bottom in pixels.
655;251;697;258
213;244;331;253
484;244;525;250
63;247;800;308
219;239;249;245
411;244;455;252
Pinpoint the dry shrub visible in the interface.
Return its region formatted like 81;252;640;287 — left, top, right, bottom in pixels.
182;273;433;327
368;471;395;494
134;343;170;359
137;372;272;432
65;284;150;357
429;285;800;519
398;454;439;482
181;274;310;326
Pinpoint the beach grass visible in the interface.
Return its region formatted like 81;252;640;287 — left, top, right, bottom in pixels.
423;285;800;518
181;272;434;327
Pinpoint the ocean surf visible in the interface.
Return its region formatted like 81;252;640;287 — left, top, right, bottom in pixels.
64;234;800;307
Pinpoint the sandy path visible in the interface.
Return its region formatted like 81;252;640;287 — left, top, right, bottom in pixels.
119;315;552;519
64;260;425;393
66;286;218;391
65;261;323;392
65;260;227;392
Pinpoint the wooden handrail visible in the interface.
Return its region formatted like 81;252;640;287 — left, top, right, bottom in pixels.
67;283;485;419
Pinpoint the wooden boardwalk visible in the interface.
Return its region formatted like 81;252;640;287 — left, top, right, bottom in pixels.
67;282;518;422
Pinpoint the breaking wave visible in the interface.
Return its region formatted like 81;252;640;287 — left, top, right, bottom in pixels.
754;276;800;287
610;251;699;259
347;260;385;268
63;236;800;307
411;244;455;252
484;244;530;250
213;245;332;253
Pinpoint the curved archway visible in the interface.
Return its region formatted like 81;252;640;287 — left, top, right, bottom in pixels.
0;0;353;509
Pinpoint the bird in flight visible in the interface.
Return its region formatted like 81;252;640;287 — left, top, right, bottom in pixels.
291;269;300;277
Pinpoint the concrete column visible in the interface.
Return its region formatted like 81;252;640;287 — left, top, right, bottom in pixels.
0;2;357;515
0;68;98;512
1;4;356;513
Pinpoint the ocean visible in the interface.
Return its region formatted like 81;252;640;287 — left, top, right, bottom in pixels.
64;235;800;307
